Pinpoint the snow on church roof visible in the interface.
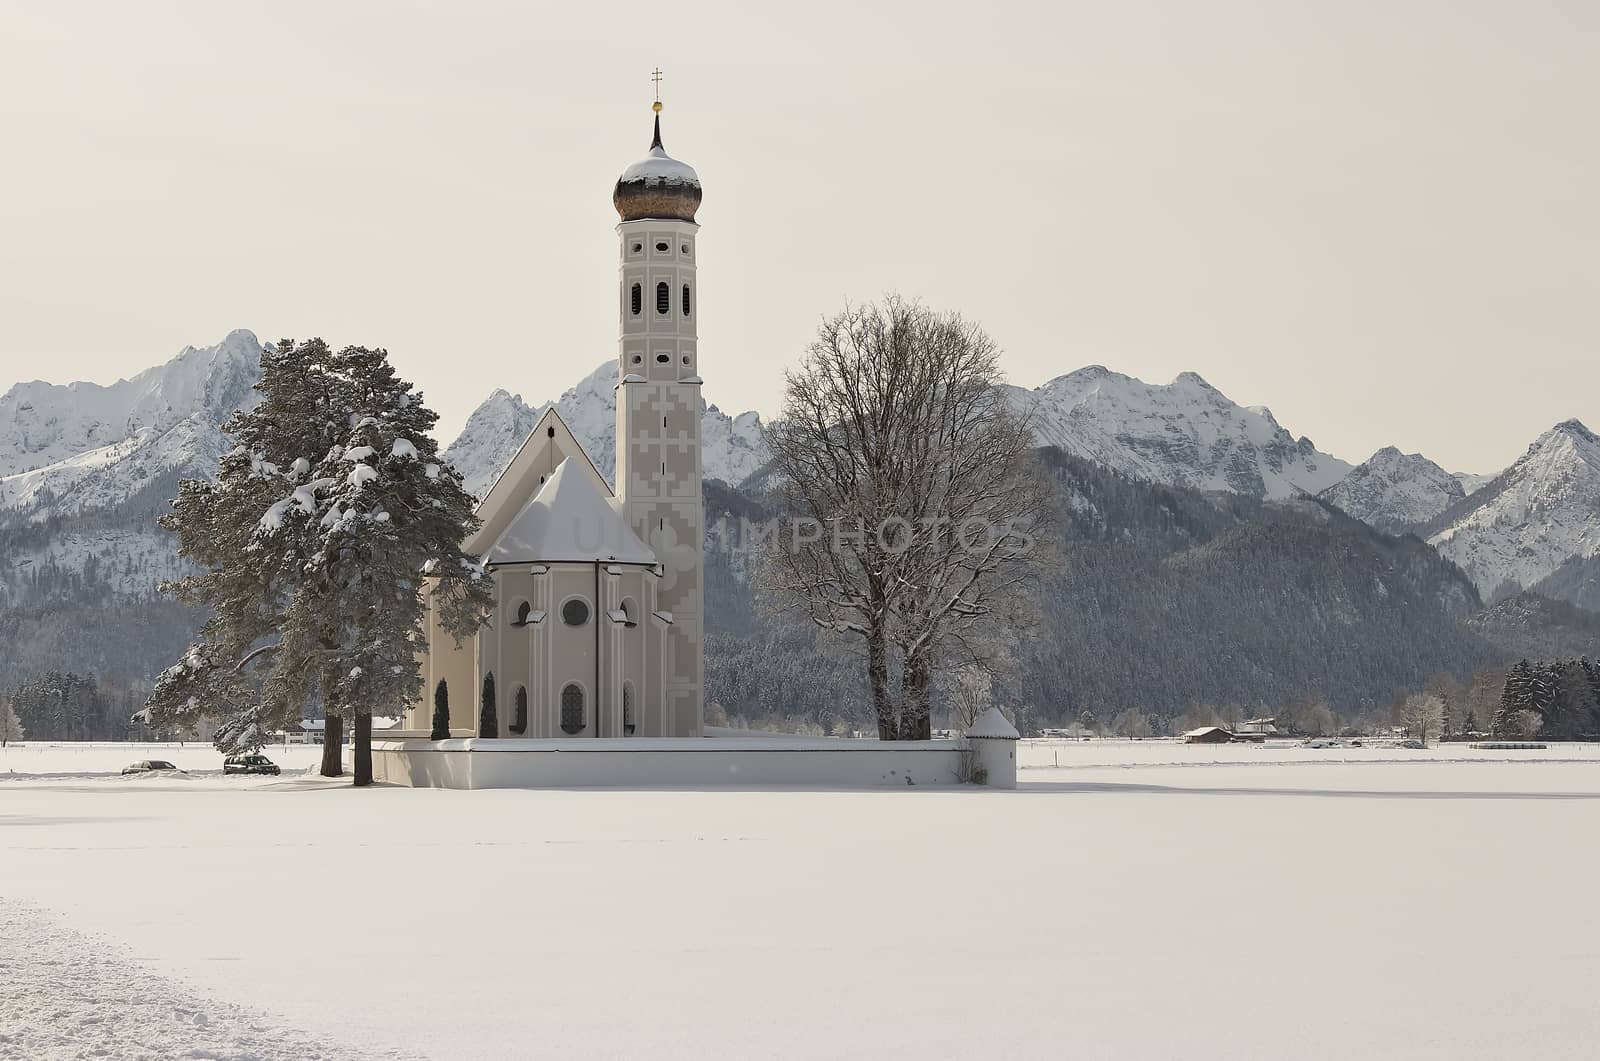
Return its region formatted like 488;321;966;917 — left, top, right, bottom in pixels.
486;457;656;566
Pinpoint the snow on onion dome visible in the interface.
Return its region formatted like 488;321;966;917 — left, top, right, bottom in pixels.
613;109;701;223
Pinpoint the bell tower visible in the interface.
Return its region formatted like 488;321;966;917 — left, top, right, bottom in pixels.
612;83;704;737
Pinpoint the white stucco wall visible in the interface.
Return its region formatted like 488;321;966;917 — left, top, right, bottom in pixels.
370;738;970;789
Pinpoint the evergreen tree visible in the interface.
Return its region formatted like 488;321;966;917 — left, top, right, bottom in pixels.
479;674;498;738
1494;660;1534;737
511;686;528;735
145;339;494;785
430;679;450;741
1548;659;1599;740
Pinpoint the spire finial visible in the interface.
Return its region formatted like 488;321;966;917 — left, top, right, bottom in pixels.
648;68;665;152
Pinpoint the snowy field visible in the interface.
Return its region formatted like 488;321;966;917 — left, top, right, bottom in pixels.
1017;736;1600;768
2;747;1598;1059
1;741;326;779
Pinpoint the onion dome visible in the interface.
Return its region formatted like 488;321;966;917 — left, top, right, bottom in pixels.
613;108;701;223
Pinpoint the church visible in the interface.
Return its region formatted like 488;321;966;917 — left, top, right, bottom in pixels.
376;94;1019;789
402;97;706;740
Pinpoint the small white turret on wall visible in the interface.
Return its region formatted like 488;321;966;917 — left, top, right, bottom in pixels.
965;707;1021;788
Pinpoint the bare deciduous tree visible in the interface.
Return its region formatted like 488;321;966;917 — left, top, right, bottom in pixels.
0;695;23;747
1399;693;1446;746
1111;708;1153;738
759;296;1058;740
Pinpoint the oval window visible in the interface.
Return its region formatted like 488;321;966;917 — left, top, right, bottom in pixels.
655;241;669;252
561;598;591;626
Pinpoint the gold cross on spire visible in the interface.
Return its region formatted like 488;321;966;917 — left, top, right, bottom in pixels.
651;67;664;101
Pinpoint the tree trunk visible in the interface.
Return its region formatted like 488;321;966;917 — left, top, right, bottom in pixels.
353;712;373;787
320;714;343;777
868;627;896;740
898;654;932;741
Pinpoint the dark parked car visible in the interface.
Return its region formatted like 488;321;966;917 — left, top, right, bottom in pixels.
122;760;185;775
223;754;281;776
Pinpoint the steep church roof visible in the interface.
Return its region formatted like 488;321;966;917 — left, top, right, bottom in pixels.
466;406;613;556
486;457;656;566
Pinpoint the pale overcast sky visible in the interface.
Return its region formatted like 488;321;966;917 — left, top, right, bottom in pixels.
1;0;1595;474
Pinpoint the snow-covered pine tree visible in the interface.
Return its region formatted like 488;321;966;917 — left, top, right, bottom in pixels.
283;343;494;783
1548;659;1599;740
430;679;450;741
145;340;493;785
1493;660;1533;737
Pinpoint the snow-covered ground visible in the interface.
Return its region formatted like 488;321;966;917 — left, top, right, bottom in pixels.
3;749;1598;1059
1;741;325;778
1017;737;1600;768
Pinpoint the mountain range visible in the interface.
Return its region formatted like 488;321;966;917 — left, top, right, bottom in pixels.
3;329;1596;713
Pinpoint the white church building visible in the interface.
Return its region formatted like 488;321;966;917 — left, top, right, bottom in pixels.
401;101;706;742
373;97;1018;789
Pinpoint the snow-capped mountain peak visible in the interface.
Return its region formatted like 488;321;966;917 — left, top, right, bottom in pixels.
1319;446;1465;533
1423;419;1600;596
0;329;263;481
0;330;267;516
1008;366;1351;499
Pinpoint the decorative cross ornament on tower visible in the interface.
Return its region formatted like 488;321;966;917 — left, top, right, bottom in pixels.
651;67;663;109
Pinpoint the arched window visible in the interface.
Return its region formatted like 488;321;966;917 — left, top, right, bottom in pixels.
561;597;591;627
510;686;528;735
655;282;669;315
630;283;642;316
682;285;691;316
479;673;498;738
513;601;532;626
560;683;585;735
623;681;637;736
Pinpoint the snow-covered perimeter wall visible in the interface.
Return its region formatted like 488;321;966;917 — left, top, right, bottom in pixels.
369;735;1014;789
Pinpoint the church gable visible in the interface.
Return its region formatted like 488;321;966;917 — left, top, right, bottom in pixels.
466;408;612;556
